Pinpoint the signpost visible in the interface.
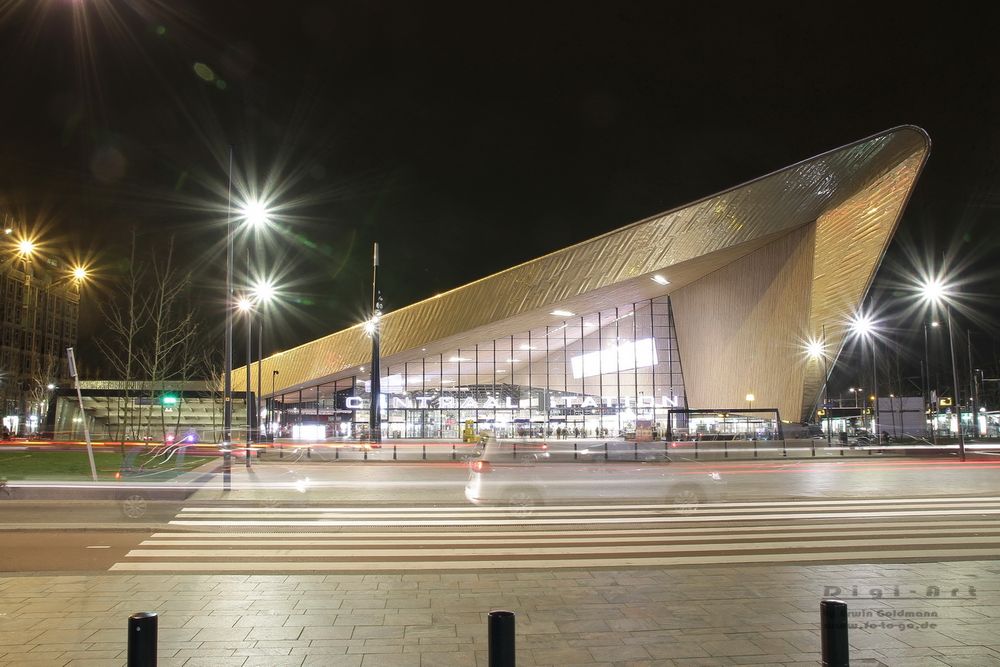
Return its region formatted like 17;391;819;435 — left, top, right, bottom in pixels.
66;347;97;481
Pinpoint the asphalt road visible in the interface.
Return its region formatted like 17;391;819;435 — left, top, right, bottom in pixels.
2;455;1000;573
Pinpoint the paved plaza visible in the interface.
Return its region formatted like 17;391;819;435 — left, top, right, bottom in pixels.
2;559;999;666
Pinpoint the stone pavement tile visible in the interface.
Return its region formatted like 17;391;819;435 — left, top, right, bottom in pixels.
381;613;434;625
0;628;54;651
301;656;361;667
235;614;290;627
870;657;947;667
937;656;1000;667
255;640;314;650
1;654;71;666
346;643;404;655
182;658;247;667
557;620;610;633
283;614;339;627
531;647;596;664
589;645;650;662
729;655;795;665
334;614;384;626
938;624;1000;644
243;657;304;666
338;597;385;609
895;629;969;648
403;624;456;639
154;628;199;642
670;658;737;666
419;651;474;666
307;640;352;649
644;642;710;660
190;627;251;642
296;598;344;610
63;660;126;667
698;638;767;657
352;625;405;639
245;625;303;640
749;637;799;654
24;628;97;645
197;640;257;651
361;653;420;667
758;629;818;652
300;626;354;640
175;647;239;659
183;614;242;628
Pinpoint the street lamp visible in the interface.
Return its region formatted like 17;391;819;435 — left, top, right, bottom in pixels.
919;277;966;461
924;320;940;443
850;314;880;444
806;331;831;444
745;393;754;438
237;295;254;468
271;369;280;452
367;242;382;445
250;279;276;451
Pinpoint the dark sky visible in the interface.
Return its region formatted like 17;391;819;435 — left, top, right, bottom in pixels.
1;1;998;392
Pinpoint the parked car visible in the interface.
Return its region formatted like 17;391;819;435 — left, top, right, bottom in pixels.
465;439;725;513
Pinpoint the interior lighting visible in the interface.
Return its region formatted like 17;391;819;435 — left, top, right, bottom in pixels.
550;310;574;317
651;274;670;285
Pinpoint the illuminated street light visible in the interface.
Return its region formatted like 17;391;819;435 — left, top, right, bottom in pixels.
918;277;965;461
806;329;832;445
72;266;88;282
250;279;278;445
17;239;35;256
240;199;271;228
849;313;881;444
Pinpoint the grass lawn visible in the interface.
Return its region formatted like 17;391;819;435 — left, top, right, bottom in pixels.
0;450;214;481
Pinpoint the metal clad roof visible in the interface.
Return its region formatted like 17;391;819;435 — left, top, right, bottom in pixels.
236;126;929;398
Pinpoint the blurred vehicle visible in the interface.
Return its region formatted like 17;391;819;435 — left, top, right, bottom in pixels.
466;439;725;512
469;438;550;462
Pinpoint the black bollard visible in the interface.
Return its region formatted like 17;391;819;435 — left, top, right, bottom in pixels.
820;598;849;667
127;611;157;667
488;609;515;667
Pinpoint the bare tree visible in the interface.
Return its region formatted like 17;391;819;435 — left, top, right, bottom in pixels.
95;230;149;446
136;236;198;441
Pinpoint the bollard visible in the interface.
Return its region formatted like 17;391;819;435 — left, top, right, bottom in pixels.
452;444;456;460
634;441;638;461
604;442;608;461
488;609;515;667
127;611;157;667
820;598;849;667
573;441;578;460
364;447;368;461
422;444;426;459
393;444;397;460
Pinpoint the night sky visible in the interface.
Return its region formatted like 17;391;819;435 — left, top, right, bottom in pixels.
1;2;998;395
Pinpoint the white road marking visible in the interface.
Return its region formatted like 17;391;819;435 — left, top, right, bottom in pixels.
139;526;1000;547
108;546;1000;571
168;508;1000;526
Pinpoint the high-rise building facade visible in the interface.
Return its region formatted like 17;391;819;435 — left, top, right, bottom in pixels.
0;228;80;434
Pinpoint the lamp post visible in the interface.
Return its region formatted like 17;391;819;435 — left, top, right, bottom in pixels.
223;147;234;491
249;280;275;455
924;320;940;443
919;278;965;462
850;314;880;444
271;369;280;452
745;393;754;438
806;333;831;445
238;295;253;468
367;242;382;445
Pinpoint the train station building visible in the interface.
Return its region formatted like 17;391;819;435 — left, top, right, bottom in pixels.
237;126;930;442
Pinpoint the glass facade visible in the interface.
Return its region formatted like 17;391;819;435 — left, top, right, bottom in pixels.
272;295;686;440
